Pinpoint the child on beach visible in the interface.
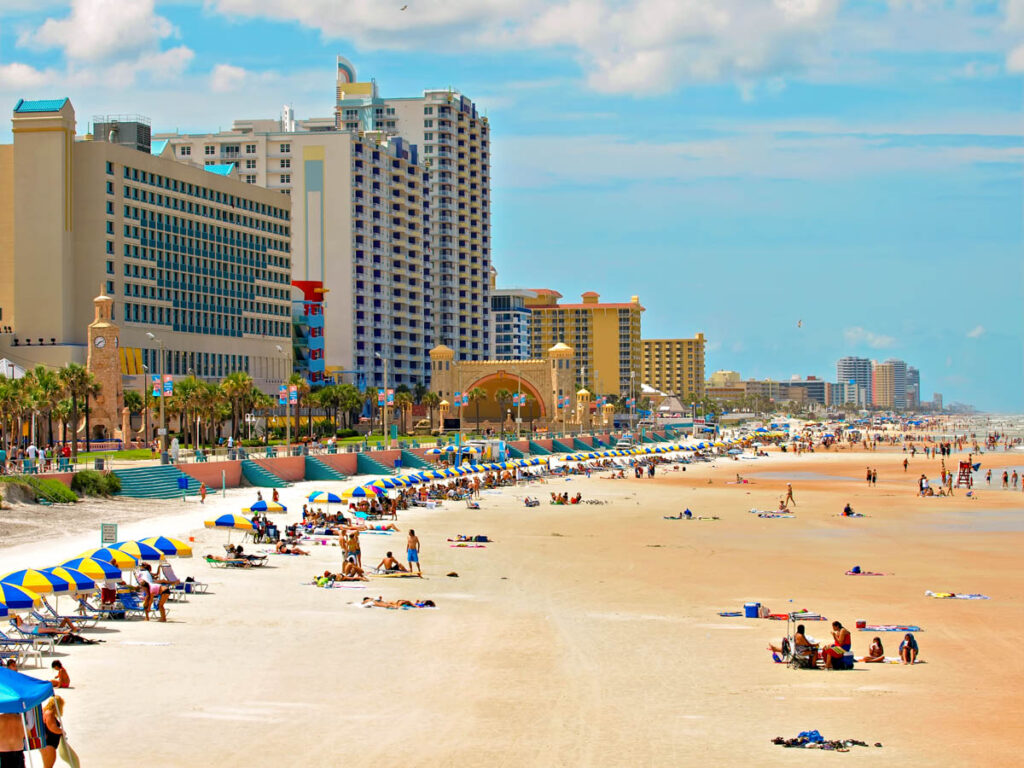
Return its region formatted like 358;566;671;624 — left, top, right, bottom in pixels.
50;660;70;688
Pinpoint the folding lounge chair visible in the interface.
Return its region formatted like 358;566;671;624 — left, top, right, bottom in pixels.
0;626;53;657
113;592;154;619
0;635;41;668
42;600;99;629
205;555;250;568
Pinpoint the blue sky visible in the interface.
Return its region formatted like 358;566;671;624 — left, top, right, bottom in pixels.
1;0;1022;410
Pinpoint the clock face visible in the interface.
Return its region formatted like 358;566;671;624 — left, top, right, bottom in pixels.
94;336;106;348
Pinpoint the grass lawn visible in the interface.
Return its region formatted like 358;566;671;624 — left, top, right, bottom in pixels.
76;449;155;461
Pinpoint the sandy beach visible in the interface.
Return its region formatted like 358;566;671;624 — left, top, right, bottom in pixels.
1;444;1022;767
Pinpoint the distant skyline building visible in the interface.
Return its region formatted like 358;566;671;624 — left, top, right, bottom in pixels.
0;98;293;395
642;335;706;400
787;376;829;405
872;360;896;408
906;365;920;409
837;356;872;398
884;358;908;409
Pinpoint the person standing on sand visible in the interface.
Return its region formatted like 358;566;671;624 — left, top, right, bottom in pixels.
865;467;871;485
784;483;795;506
407;529;421;575
903;458;909;472
199;482;207;504
871;469;877;486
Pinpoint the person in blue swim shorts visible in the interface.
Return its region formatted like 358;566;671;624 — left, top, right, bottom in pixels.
407;529;421;575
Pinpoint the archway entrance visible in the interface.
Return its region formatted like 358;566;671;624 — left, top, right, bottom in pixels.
462;372;546;425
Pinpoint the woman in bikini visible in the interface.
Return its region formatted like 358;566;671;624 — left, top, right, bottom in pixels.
862;637;885;663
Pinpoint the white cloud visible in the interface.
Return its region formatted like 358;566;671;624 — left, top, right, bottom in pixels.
843;326;896;349
207;0;1023;94
966;325;985;339
20;0;177;63
0;62;56;90
210;64;249;94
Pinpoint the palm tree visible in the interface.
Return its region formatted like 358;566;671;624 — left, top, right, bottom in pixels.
53;399;72;447
522;394;537;435
363;387;379;435
422;392;441;431
123;391;143;435
287;374;311;441
468;387;487;435
57;363;92;459
338;384;363;430
494;388;513;432
28;366;61;446
220;371;255;440
172;376;203;449
393;391;414;434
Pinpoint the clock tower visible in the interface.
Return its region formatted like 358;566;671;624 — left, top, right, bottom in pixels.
86;288;124;440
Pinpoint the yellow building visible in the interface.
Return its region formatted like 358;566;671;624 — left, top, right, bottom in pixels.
708;370;741;387
642;335;705;399
0;98;293;393
526;290;643;396
872;361;896;408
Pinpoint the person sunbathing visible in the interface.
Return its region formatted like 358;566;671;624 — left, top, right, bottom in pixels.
275;541;309;555
862;637;885;663
361;596;436;609
376;551;408;572
10;616;94;645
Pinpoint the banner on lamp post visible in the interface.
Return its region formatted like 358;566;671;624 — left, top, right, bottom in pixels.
162;375;173;396
278;386;287;406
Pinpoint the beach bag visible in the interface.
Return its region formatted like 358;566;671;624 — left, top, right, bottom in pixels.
58;734;80;767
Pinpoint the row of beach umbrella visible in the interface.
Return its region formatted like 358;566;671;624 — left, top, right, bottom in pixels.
0;537;193;617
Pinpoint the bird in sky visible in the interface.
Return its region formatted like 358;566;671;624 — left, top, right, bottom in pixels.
797;319;802;328
401;4;408;9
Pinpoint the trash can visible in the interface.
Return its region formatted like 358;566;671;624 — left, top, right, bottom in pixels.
177;476;189;491
160;451;169;465
94;458;105;471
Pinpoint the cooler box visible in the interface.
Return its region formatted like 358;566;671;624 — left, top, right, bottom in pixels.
744;602;761;618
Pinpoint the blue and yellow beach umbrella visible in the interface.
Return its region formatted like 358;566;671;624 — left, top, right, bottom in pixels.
41;566;96;594
244;500;287;514
80;547;139;570
110;541;164;563
0;582;42;609
0;569;70;596
204;514;254;530
342;485;383;499
139;537;193;559
59;557;121;582
307;491;343;504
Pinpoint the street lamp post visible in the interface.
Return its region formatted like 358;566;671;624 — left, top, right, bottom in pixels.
146;332;167;461
515;365;522;439
375;352;389;448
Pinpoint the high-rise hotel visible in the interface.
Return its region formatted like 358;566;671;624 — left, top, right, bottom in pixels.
0;99;293;393
155;56;491;390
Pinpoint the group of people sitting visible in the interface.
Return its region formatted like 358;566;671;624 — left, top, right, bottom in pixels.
772;623;920;667
550;492;583;505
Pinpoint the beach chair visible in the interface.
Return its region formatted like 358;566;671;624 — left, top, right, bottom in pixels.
1;625;54;657
465;499;481;510
41;600;99;630
0;633;42;668
115;592;155;619
205;555;251;568
788;644;819;670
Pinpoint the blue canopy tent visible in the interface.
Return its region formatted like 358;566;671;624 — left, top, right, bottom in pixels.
0;668;52;713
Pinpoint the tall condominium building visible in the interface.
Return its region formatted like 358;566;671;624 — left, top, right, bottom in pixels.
490;284;536;360
708;370;741;387
0;99;293;393
156;113;431;390
787;376;830;406
333;57;491;360
884;358;908;410
906;366;920;409
872;361;896;408
526;290;643;396
641;335;706;399
837;356;872;396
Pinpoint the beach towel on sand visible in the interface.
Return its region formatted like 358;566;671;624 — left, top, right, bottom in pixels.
925;591;989;600
860;625;923;632
846;570;886;576
718;611;743;617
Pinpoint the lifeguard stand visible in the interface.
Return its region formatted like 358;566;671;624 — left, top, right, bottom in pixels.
956;461;972;488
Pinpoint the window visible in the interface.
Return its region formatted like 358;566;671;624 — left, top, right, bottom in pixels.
105;161;113;175
106;260;114;274
424;107;433;115
106;280;114;294
424;120;433;128
245;144;256;154
204;145;215;156
279;174;291;184
244;175;256;184
106;241;114;254
346;122;358;130
280;158;291;169
245;159;256;169
106;181;114;194
180;146;191;156
279;143;290;154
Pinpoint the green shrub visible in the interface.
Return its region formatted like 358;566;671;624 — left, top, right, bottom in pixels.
71;470;121;497
335;429;359;439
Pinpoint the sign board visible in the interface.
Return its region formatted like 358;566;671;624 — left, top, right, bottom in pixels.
694;418;706;425
278;385;287;406
157;428;167;436
100;523;118;545
162;374;173;396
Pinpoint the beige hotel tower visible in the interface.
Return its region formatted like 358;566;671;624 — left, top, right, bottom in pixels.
0;98;293;395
